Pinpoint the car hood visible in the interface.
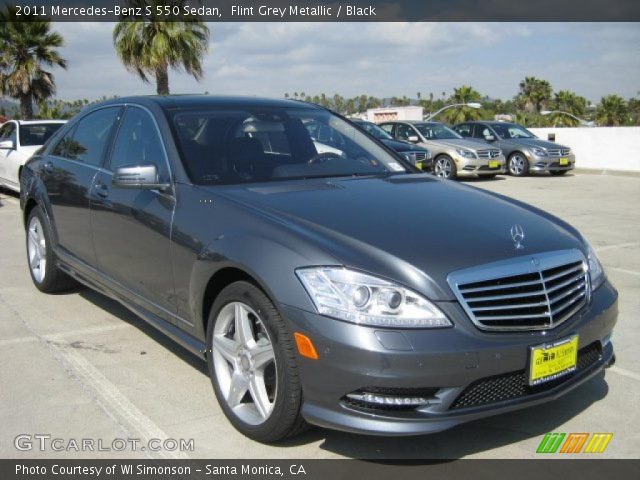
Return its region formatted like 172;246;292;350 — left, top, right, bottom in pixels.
431;137;493;151
502;137;568;150
211;175;584;300
379;138;427;153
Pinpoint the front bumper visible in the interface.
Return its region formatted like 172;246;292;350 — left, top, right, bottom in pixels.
281;280;617;436
528;153;576;172
456;155;506;176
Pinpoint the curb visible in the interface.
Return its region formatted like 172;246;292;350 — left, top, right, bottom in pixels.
575;168;640;178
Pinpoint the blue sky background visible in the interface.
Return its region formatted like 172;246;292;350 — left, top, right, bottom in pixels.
50;22;640;103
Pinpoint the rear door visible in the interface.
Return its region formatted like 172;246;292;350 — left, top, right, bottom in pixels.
44;107;122;266
90;105;177;318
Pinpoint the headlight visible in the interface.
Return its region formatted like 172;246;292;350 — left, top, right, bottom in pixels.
296;267;452;328
531;147;547;157
456;149;476;159
585;242;605;291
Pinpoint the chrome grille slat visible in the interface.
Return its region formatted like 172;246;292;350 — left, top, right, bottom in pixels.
477;149;501;159
448;249;589;331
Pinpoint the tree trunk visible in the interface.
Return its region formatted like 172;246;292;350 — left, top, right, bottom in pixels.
20;94;34;120
155;65;169;95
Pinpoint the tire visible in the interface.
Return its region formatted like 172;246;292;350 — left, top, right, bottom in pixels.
434;155;457;179
206;281;308;442
508;152;530;177
26;206;77;293
550;170;569;176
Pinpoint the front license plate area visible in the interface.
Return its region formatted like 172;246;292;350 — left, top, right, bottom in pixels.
559;157;569;165
488;160;499;168
529;335;578;386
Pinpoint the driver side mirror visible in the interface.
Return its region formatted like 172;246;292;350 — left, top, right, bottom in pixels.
113;164;170;191
0;139;16;150
407;135;420;143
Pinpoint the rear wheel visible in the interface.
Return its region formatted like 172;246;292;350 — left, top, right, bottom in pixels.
206;281;307;442
508;152;529;176
434;155;457;179
26;206;77;293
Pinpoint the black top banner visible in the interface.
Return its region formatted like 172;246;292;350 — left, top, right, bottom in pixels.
5;0;640;22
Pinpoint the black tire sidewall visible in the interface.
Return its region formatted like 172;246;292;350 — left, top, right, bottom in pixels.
205;281;302;442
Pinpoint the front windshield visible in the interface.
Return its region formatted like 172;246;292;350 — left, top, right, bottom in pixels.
19;123;64;146
414;123;461;140
491;123;536;139
356;121;393;140
171;107;409;185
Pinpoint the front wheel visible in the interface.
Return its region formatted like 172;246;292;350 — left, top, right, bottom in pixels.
434;155;457;179
26;206;77;293
206;281;308;442
508;153;530;176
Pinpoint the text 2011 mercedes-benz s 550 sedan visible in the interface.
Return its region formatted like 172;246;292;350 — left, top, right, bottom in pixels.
20;96;617;442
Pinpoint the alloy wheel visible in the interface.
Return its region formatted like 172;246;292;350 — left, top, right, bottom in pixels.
212;302;277;425
27;216;47;283
434;157;453;178
509;154;526;175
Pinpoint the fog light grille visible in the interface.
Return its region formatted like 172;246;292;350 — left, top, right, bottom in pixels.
343;387;439;411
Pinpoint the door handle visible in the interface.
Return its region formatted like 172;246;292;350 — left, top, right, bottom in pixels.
94;182;109;198
43;162;53;173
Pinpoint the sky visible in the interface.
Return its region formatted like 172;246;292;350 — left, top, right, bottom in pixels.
48;22;640;103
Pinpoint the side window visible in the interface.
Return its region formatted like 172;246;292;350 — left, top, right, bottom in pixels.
109;107;168;181
379;124;394;136
396;124;415;141
472;125;491;140
455;124;472;138
52;108;120;165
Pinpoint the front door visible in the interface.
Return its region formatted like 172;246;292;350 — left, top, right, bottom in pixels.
90;106;177;318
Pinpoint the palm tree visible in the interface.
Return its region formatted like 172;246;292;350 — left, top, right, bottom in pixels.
444;85;482;124
549;90;588;126
113;0;209;95
0;6;67;119
596;95;628;126
517;76;552;113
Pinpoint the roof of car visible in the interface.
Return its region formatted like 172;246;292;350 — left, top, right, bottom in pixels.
381;120;439;126
96;95;323;111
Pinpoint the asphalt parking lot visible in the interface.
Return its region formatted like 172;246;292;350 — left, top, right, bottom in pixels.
1;172;639;459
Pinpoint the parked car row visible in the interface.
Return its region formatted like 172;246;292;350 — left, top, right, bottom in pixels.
351;118;575;180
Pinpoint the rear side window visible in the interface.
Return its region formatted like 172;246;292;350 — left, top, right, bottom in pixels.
109;107;169;182
52;108;120;165
455;124;473;138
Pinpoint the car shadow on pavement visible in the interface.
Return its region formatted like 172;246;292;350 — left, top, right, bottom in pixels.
76;285;608;460
77;288;208;375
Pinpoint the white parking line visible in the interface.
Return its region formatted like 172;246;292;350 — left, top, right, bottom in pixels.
0;293;189;459
595;242;640;252
609;366;640;382
0;323;133;348
607;267;640;277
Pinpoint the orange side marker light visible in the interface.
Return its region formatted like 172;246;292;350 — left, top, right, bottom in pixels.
294;332;319;360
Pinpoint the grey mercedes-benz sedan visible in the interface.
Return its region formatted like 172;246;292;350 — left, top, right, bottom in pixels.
20;96;616;442
454;121;576;176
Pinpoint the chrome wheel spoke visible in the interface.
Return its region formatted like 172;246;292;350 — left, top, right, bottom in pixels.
249;373;272;419
235;303;256;348
227;372;249;407
251;343;275;370
213;335;240;363
27;217;46;283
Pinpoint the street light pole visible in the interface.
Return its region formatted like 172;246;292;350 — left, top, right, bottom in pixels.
541;110;594;127
424;102;482;121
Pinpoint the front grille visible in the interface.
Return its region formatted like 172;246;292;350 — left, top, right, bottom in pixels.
412;152;428;161
547;147;571;157
450;342;602;410
477;149;501;159
448;250;589;331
